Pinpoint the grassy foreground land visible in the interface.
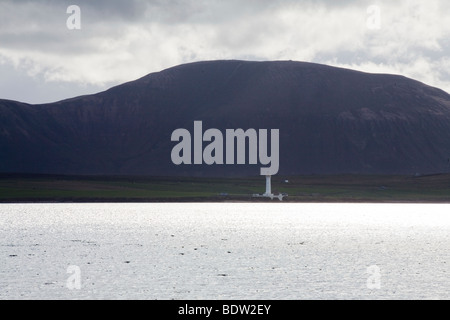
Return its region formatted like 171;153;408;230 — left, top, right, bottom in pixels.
0;173;449;203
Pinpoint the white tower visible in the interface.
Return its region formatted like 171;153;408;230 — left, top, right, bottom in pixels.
264;175;272;196
252;174;287;201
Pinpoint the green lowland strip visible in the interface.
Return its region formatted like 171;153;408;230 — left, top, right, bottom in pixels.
0;174;449;203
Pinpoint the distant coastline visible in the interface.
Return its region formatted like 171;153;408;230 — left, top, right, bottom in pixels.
1;174;449;204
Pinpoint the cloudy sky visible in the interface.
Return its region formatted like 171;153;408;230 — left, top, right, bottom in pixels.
1;0;450;104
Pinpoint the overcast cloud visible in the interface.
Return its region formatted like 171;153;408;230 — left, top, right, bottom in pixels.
1;0;450;103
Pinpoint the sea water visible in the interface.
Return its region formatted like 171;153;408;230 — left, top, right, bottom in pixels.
0;203;448;300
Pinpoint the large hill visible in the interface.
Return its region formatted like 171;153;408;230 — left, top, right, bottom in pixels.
1;60;450;176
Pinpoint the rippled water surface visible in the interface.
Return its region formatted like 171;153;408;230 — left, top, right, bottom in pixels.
0;203;449;300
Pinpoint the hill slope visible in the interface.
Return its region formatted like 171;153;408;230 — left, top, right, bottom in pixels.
1;60;450;176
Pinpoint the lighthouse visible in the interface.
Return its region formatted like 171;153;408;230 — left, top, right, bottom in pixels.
264;175;272;196
252;175;287;201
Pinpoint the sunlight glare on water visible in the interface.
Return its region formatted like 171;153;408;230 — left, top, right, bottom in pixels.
0;203;449;300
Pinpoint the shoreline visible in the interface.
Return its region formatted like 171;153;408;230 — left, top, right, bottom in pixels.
1;173;449;204
1;197;450;204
